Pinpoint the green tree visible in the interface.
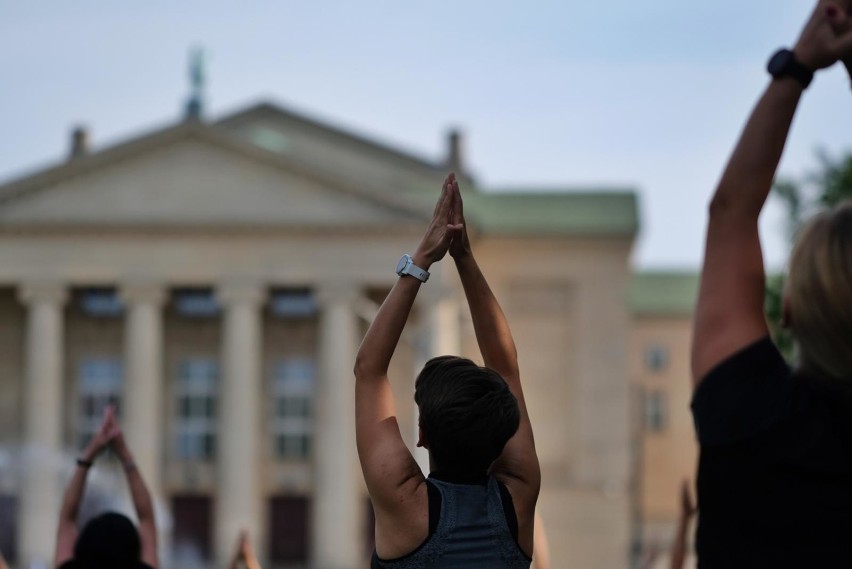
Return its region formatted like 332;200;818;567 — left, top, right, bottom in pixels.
768;151;852;361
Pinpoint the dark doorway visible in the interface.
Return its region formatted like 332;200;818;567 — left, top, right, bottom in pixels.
172;495;212;565
268;495;309;564
0;495;16;564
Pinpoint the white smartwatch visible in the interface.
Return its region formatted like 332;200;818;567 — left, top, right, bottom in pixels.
395;254;430;283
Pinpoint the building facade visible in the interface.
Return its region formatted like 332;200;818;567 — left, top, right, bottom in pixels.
0;102;644;569
630;273;701;569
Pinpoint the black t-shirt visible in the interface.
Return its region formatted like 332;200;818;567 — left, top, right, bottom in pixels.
58;561;155;569
692;336;852;568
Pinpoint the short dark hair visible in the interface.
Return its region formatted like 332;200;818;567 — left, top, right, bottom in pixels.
414;356;520;474
74;511;141;569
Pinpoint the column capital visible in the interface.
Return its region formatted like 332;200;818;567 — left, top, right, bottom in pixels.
18;281;67;306
315;281;361;307
216;280;266;307
120;281;167;306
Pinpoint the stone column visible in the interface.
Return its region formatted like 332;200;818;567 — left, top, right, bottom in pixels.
215;282;265;569
18;281;67;569
120;282;167;566
412;283;461;471
312;283;361;569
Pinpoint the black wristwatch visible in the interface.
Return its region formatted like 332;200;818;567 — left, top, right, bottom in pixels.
767;48;813;89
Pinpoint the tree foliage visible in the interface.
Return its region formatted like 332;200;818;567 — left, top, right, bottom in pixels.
768;151;852;361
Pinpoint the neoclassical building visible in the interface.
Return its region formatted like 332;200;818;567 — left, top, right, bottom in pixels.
0;99;647;569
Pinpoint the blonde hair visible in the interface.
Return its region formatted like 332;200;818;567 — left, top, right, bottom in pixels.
787;200;852;381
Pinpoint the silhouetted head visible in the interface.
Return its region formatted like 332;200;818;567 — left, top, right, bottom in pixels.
414;356;520;475
74;512;141;569
785;201;852;381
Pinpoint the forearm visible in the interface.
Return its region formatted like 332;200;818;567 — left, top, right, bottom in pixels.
454;254;518;379
59;446;98;522
354;271;427;378
244;551;262;569
117;447;156;522
669;518;691;569
711;78;803;219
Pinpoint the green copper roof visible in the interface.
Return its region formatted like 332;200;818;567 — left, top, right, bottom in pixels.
463;190;639;237
630;272;701;316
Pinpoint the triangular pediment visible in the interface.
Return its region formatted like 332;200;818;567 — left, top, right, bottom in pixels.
0;123;430;230
215;103;451;197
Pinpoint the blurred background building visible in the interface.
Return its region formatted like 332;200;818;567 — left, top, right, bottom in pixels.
0;80;699;569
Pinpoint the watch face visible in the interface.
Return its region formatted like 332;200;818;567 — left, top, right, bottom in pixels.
768;49;793;76
396;255;410;274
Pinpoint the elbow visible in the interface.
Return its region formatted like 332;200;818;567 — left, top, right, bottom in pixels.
353;353;384;381
708;190;760;222
708;193;742;219
707;193;729;218
352;353;371;380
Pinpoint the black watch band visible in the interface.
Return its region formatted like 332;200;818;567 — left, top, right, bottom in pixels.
767;48;814;89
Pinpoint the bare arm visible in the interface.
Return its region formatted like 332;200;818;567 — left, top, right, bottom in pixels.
669;480;697;569
112;427;158;568
448;180;540;553
228;531;262;569
449;181;540;489
531;511;551;569
54;407;120;567
354;175;457;554
692;3;852;385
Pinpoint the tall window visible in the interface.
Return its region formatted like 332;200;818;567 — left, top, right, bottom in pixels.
644;390;668;432
271;289;317;319
78;357;122;449
176;358;218;460
174;289;220;318
644;344;669;373
272;358;315;460
79;288;123;317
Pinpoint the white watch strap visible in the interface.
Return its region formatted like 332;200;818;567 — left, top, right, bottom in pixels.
403;262;430;282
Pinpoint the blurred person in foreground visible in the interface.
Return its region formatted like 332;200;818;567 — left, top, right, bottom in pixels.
54;406;157;569
355;173;540;568
228;531;261;569
531;512;551;569
691;1;852;566
669;480;696;569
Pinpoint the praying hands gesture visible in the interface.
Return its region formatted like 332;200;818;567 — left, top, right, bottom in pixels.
78;405;121;464
794;0;852;71
410;173;465;271
55;406;159;569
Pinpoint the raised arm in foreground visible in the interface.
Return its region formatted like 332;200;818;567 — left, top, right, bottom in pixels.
670;480;697;569
112;419;158;568
228;531;262;569
54;407;120;568
692;2;852;385
354;175;458;554
448;180;541;553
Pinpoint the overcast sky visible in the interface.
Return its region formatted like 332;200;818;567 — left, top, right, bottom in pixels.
2;1;851;270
